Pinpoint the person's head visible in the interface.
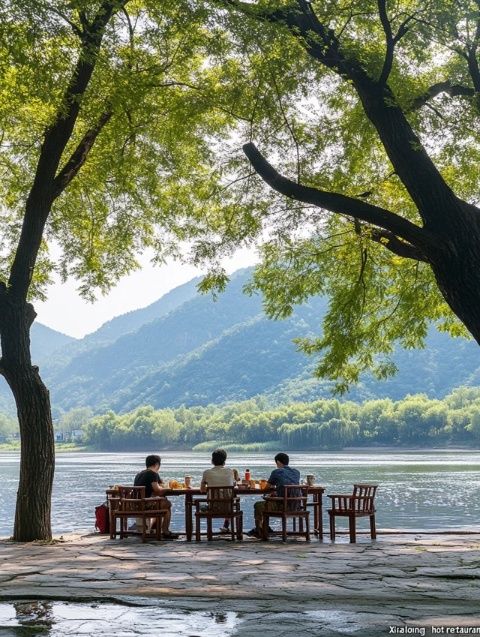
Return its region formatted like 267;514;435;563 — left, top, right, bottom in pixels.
145;454;161;471
212;448;227;466
274;452;289;468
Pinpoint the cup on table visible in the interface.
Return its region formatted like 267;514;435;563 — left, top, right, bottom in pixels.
184;475;192;488
305;474;315;486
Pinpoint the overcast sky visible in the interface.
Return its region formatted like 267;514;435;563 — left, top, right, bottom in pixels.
35;248;257;339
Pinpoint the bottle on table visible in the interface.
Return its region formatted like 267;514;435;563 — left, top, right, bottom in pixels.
245;468;251;481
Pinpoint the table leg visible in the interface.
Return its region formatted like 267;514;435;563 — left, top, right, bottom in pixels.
313;492;323;541
185;492;193;542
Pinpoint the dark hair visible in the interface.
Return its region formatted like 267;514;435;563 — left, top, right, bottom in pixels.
275;452;289;466
212;449;227;466
146;454;161;468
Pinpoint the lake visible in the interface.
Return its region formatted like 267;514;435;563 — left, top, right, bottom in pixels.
1;450;479;536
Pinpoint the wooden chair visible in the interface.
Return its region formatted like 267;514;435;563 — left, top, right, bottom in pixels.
327;484;378;543
194;486;243;541
261;485;310;542
110;485;169;543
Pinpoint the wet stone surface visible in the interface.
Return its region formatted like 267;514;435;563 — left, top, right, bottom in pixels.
0;533;480;636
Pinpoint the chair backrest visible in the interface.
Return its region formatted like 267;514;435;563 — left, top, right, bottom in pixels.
352;484;378;513
206;486;236;515
117;485;146;499
117;485;146;513
281;485;308;512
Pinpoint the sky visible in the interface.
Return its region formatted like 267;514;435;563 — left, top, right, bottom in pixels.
35;247;258;339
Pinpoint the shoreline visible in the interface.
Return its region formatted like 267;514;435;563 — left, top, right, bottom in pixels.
2;445;480;453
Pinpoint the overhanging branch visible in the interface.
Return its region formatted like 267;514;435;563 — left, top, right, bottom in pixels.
225;0;456;221
243;142;436;256
412;80;475;110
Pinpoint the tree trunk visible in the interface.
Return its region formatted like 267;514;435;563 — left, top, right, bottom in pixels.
429;202;480;347
0;293;54;541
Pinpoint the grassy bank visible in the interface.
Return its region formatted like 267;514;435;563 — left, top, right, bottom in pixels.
0;443;87;452
192;440;281;452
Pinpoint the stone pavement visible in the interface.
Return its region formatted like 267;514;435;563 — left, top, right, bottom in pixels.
0;532;480;636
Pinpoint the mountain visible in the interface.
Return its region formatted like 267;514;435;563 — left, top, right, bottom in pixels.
41;266;480;412
79;275;202;346
40;275;201;371
265;329;480;404
30;323;77;363
43;269;264;411
108;301;327;412
2;267;480;416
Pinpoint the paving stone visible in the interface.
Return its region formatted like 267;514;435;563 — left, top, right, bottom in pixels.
0;532;479;633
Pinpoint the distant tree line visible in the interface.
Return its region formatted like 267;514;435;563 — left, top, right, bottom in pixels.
70;387;480;451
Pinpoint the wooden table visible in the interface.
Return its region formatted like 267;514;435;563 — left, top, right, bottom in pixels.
107;485;325;541
164;486;325;541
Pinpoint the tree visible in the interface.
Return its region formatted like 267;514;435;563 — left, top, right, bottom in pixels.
58;407;93;434
0;1;229;540
198;0;480;390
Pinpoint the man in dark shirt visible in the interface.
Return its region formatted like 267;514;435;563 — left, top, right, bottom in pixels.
134;454;178;539
248;452;301;537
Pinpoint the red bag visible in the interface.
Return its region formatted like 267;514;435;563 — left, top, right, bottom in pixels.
95;502;110;534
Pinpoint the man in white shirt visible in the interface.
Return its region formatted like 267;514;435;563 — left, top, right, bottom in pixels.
201;449;234;490
200;449;235;534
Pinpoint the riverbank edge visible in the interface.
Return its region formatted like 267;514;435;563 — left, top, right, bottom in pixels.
2;444;480;453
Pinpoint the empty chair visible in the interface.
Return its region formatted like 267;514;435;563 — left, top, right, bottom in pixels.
327;484;378;543
195;486;243;541
110;485;169;542
261;485;310;542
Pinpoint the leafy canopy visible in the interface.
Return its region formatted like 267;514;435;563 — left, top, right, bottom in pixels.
192;0;479;389
0;0;238;300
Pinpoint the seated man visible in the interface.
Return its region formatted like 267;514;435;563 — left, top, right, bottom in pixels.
200;449;235;533
134;454;178;539
248;452;300;537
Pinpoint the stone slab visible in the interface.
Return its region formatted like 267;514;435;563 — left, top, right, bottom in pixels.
0;532;480;635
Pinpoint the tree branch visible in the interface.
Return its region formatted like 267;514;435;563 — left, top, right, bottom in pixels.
48;7;83;38
243;142;436;255
369;228;429;262
52;110;113;199
225;0;457;223
378;4;417;84
393;14;416;44
411;80;475;110
467;46;480;93
221;0;371;84
378;0;394;85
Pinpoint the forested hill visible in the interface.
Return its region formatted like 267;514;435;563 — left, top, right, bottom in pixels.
30;323;77;363
1;268;480;416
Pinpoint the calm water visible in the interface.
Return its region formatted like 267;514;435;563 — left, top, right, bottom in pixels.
0;601;238;636
1;450;479;536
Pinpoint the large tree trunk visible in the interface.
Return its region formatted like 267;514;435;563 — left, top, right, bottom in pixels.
0;292;54;541
430;203;480;347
